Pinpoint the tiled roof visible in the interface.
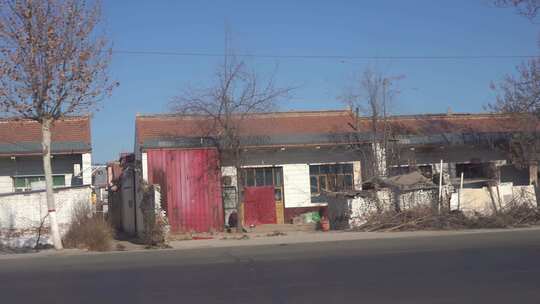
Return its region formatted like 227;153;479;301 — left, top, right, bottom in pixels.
135;110;531;149
369;113;528;135
0;116;91;155
136;110;356;146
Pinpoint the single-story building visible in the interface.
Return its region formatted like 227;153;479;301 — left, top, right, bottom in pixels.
0;116;93;247
0;116;92;193
131;110;538;234
135;110;368;233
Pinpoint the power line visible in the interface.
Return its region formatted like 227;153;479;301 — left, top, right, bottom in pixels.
111;49;538;60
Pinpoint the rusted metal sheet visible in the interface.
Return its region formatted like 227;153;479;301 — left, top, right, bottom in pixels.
244;186;276;226
146;148;224;233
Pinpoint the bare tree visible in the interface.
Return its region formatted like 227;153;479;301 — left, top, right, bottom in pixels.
0;0;117;249
170;51;291;231
494;0;540;20
488;58;540;167
341;68;403;179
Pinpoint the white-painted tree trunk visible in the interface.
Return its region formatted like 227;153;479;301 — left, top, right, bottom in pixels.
42;118;63;250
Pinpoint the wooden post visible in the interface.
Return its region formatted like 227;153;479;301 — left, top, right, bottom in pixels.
529;162;538;187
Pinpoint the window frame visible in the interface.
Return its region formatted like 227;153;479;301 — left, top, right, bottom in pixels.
12;175;66;192
309;163;354;196
240;167;284;202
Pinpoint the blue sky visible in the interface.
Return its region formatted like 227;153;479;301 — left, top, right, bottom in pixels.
92;0;539;163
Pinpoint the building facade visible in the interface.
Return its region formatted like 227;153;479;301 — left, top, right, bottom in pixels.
0;117;92;194
133;110;538;233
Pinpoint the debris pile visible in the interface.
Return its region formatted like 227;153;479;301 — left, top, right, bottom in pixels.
355;204;540;232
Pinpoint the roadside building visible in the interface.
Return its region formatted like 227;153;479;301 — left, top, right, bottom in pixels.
0;116;92;193
130;110;538;234
0;116;93;247
135;110;368;233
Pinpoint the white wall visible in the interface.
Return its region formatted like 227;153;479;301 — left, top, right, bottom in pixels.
450;183;537;215
82;153;92;185
0;176;12;193
142;152;148;182
353;161;362;190
0;186;92;247
283;164;316;208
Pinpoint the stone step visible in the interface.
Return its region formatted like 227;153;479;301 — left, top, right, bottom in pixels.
249;223;317;233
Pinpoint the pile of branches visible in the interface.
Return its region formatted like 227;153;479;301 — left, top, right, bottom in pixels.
356;204;540;232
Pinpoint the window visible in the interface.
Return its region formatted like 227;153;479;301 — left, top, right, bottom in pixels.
310;163;354;195
13;175;66;192
241;167;284;202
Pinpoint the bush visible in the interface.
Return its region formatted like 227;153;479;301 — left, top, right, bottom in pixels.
63;202;114;251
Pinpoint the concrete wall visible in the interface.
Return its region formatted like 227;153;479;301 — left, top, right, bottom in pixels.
0;154;85;194
450;183;536;215
0;186;91;247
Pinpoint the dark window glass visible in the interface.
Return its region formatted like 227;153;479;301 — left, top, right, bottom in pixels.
246;170;255;187
343;164;353;174
336;175;344;190
320;165;329;174
265;168;273;186
327;175;336;191
344;175;353;189
309;165;319;175
274;168;282;185
320;175;328;191
310;176;318;194
53;175;65;187
274;188;282;201
256;169;265;186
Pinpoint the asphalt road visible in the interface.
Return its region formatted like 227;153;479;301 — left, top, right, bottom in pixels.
1;229;539;304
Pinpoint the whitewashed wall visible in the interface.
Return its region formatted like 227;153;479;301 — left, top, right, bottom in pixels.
0;176;12;194
450;183;537;215
283;164;314;208
82;153;92;185
141;152;148;182
0;186;91;247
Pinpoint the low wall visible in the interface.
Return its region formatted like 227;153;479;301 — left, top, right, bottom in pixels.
0;186;91;248
450;183;536;215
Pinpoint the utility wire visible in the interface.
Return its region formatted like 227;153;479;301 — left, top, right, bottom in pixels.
111;49;538;60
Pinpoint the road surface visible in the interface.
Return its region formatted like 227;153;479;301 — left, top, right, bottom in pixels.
1;229;539;303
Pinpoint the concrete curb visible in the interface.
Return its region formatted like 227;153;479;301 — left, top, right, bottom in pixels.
1;226;539;260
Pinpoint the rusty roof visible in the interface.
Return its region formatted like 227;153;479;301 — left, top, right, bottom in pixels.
135;111;531;149
136;110;356;147
365;113;529;135
0;116;91;155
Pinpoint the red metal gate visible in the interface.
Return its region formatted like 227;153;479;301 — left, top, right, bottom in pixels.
244;186;276;226
146;148;224;233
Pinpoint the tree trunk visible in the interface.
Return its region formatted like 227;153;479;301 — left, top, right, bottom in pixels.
42;118;63;250
234;148;244;233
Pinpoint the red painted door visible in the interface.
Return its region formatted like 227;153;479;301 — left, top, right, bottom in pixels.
244;186;276;226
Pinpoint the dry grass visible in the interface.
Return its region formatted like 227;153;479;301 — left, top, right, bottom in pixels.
356;204;540;232
63;202;114;251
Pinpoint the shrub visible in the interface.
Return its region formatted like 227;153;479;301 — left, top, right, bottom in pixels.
63;202;114;251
